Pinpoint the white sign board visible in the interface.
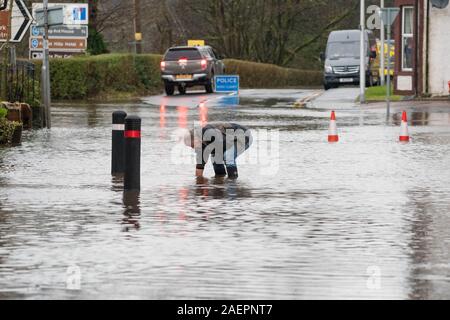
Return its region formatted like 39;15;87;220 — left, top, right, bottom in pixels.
32;3;89;26
34;6;64;27
0;0;32;42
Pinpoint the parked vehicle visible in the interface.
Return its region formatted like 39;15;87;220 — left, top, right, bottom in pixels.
160;46;225;96
321;30;378;90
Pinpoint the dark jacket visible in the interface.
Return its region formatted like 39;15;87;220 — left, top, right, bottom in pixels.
195;123;251;169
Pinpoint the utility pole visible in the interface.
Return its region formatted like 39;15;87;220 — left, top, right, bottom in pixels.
380;0;385;86
42;0;51;128
133;0;142;54
386;13;392;119
360;0;366;104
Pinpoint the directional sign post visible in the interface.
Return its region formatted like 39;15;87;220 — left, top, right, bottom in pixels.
32;3;89;26
380;7;400;119
30;50;84;59
31;25;88;38
0;0;32;42
30;37;87;51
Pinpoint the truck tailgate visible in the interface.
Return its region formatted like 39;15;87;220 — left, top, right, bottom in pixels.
164;60;204;74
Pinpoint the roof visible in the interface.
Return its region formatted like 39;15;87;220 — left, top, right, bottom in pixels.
328;30;373;42
167;45;212;50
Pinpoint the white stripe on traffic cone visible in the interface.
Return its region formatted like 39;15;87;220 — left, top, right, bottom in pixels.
328;111;339;143
400;111;410;143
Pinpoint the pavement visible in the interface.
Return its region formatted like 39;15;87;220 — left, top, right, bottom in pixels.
308;87;360;110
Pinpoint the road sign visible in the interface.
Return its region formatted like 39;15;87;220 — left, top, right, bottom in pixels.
30;50;85;60
30;25;88;38
30;37;87;51
215;75;240;93
379;7;400;118
32;3;89;26
188;40;205;47
0;0;32;42
379;8;400;26
34;6;64;27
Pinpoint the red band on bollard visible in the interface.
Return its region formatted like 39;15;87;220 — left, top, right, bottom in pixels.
125;130;141;139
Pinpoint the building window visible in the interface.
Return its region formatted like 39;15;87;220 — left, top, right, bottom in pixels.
402;6;414;71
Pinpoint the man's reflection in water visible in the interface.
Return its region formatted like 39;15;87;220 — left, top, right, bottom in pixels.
194;177;252;201
122;191;141;231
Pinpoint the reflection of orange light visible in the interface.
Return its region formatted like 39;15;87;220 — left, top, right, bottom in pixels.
160;105;166;128
199;103;208;126
159;105;167;139
179;188;189;221
178;106;188;129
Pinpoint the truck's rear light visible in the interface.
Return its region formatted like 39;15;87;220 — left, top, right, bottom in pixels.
201;59;207;70
160;61;166;71
178;58;188;64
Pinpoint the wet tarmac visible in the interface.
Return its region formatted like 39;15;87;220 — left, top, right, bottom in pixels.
0;89;449;299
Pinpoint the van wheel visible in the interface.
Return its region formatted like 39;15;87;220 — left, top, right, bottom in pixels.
324;83;332;91
178;86;186;95
165;84;175;96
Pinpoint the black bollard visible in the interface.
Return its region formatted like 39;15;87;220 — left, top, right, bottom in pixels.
111;111;127;175
124;116;141;191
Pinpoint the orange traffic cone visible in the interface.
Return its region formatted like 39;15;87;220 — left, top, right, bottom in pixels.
399;111;410;143
328;111;339;143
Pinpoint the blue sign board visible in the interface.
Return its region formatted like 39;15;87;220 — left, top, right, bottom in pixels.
72;7;87;22
215;75;240;93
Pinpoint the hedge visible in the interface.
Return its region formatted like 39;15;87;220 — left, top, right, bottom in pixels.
223;59;322;88
32;54;322;100
34;54;162;100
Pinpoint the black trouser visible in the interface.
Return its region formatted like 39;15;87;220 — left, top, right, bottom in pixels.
212;134;253;178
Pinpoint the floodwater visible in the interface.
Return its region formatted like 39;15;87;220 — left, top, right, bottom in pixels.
1;89;450;300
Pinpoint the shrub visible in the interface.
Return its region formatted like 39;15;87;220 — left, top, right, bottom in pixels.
0;107;7;119
32;54;321;100
224;59;322;88
35;54;163;100
87;27;108;55
0;118;20;145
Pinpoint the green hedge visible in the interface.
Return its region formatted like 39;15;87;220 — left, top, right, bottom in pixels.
0;106;7;118
0;118;21;145
224;59;322;88
33;54;322;100
35;54;162;100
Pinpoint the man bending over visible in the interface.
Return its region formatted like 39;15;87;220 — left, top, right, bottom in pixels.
184;123;253;179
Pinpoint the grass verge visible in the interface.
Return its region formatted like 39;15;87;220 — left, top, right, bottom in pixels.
365;85;403;102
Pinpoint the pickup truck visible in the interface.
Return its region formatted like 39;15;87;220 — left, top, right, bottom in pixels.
160;46;225;96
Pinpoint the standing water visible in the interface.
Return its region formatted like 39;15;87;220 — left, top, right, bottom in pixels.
0;90;450;299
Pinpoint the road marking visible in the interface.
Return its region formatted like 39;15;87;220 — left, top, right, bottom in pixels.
293;91;323;108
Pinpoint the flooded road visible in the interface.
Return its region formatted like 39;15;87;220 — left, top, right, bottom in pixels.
1;89;450;299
